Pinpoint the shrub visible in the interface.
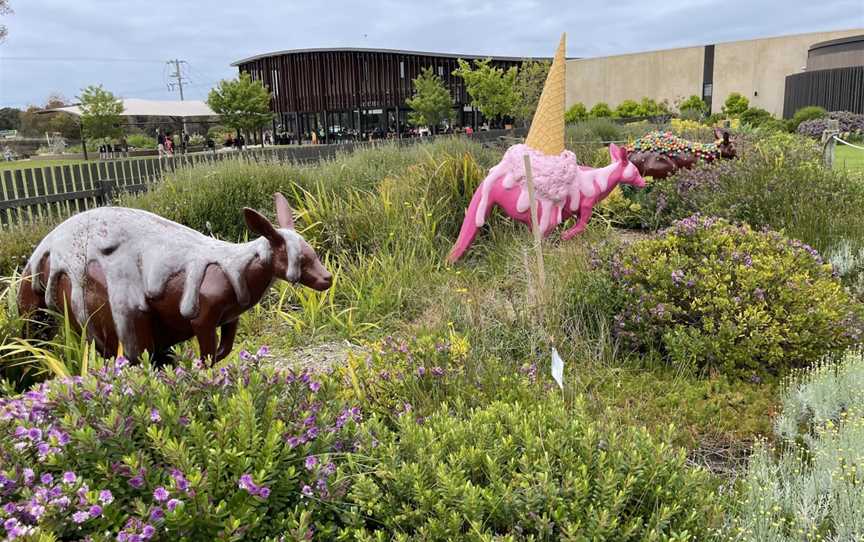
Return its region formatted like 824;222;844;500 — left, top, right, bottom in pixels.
739;107;773;128
125;133;156;150
566;118;623;145
640;96;669;116
588;102;612;118
614;99;642;118
344;399;722;540
639;131;864;256
721;92;749;117
727;351;864;541
678;94;707;118
604;216;864;378
0;351;362;540
787;105;827;133
563;102;587;123
797;110;864;139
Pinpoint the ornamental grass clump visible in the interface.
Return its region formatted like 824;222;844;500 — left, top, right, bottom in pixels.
342;399;723;540
604;215;864;378
0;349;361;540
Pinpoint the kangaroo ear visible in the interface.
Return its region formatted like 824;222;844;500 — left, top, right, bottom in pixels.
722;131;730;144
243;208;282;244
273;193;295;230
714;127;723;139
609;143;621;161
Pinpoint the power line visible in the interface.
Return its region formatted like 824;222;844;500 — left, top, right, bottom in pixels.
0;56;164;63
166;59;189;101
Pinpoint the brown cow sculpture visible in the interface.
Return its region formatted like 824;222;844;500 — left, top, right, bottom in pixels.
626;128;736;179
17;193;332;364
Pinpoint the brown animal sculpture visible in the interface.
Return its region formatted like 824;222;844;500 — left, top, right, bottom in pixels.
626;128;736;179
17;193;332;363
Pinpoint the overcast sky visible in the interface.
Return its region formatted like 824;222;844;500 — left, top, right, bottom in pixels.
0;0;862;108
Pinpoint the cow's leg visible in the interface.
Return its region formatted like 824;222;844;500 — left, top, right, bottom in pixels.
17;263;53;340
561;199;596;240
215;320;239;362
193;324;218;364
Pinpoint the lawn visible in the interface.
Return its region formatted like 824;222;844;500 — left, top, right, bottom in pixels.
0;157;90;171
836;142;864;173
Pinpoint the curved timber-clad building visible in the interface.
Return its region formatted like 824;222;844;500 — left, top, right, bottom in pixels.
231;48;541;142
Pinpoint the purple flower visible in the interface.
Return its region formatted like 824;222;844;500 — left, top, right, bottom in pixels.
52;496;70;509
301;484;313;498
238;474;255;491
99;489;114;504
128;476;145;489
89;504;103;518
166;498;182;512
72;510;89;523
306;427;319;440
305;456;318;471
62;471;77;484
40;473;53;485
115;356;129;370
239;350;252;361
153;487;169;501
256;345;270;357
26;427;42;441
141;525;155;539
256;486;271;499
754;288;765;301
150;409;161;423
150;506;164;521
3;503;16;514
416;366;426;377
308;381;321;393
431;366;444;377
286;436;301;448
22;468;34;485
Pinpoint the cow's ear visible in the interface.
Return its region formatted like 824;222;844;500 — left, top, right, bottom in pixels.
243;208;282;244
609;143;621;161
274;193;295;230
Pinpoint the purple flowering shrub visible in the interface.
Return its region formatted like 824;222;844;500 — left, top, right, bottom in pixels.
797;111;864;140
0;348;362;540
604;216;864;378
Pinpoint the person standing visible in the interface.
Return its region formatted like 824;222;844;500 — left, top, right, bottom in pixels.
157;132;166;157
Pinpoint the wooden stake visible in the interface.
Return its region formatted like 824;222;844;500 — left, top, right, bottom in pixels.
523;154;546;292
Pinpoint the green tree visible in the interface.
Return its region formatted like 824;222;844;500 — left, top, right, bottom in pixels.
0;0;11;43
564;102;587;123
513;59;551;126
19;94;79;139
452;58;518;123
0;107;20;131
589;102;612;118
207;73;272;141
721;92;749;117
406;67;453;132
78;85;124;142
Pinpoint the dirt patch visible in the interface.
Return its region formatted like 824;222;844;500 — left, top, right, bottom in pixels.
613;228;654;245
268;340;365;373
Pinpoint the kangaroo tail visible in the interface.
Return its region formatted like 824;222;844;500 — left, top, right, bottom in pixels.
447;181;491;263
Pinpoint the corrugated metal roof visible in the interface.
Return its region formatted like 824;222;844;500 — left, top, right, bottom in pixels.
45;99;217;118
231;47;556;66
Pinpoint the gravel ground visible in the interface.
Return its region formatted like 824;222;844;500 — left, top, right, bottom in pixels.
267;340;366;373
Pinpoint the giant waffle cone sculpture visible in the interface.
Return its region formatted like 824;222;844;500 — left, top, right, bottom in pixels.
525;33;567;155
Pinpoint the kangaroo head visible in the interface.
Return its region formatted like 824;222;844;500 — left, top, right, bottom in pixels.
714;128;736;159
243;193;333;291
609;143;646;188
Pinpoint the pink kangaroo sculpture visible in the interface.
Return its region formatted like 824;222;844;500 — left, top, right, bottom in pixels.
447;143;646;262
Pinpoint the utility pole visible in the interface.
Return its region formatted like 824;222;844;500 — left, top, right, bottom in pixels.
167;59;187;101
167;59;189;151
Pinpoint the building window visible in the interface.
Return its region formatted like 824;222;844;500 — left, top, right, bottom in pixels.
400;61;405;79
438;65;444;76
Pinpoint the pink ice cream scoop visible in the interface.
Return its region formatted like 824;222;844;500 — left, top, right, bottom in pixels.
447;143;645;263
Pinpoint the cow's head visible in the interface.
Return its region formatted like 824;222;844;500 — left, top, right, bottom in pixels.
610;143;646;188
243;193;333;291
714;128;736;159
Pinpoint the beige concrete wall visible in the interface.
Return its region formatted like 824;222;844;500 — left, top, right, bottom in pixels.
566;45;704;112
712;29;863;116
566;28;864;118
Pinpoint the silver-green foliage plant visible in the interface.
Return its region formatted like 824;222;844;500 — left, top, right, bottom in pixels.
729;351;864;541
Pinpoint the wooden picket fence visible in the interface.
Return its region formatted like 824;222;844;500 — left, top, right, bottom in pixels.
0;131;513;228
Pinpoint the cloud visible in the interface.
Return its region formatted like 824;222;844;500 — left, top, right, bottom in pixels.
0;0;861;108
